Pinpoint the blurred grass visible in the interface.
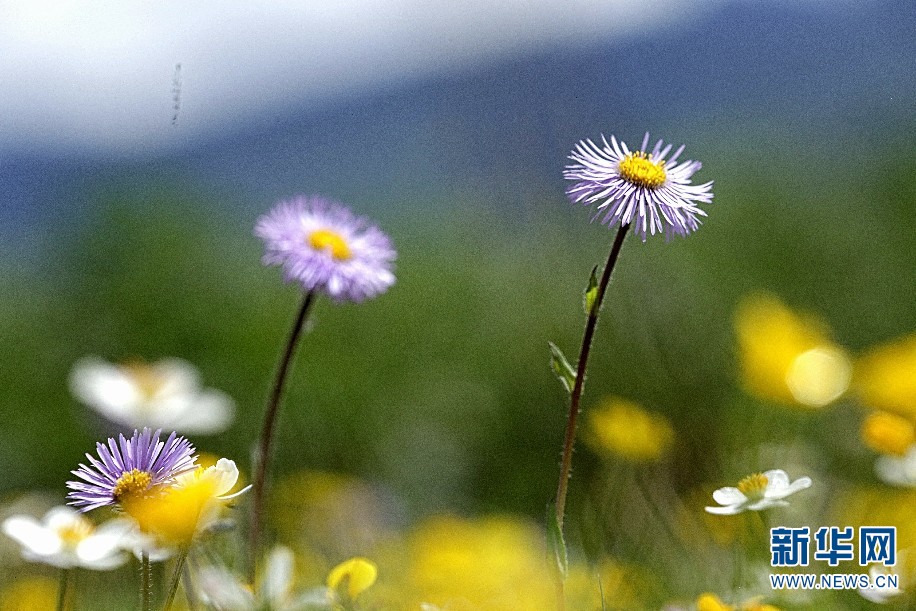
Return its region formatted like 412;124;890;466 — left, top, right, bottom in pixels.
0;128;914;536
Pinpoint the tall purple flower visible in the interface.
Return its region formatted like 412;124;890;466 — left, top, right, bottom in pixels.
564;133;714;240
255;196;396;303
67;428;197;512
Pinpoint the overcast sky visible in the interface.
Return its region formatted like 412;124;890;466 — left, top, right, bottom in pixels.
0;0;852;159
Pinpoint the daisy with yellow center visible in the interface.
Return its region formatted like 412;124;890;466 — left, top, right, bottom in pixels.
256;195;396;303
2;506;132;570
705;469;811;515
69;357;235;434
308;228;352;260
564;132;713;240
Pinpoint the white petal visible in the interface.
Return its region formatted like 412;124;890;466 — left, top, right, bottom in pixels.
69;357;144;423
42;506;82;530
152;358;201;398
76;520;132;569
875;448;916;487
261;546;294;606
2;516;62;556
763;469;790;494
705;505;742;515
748;499;788;511
208;458;240;497
766;474;811;501
712;487;746;506
168;390;235;434
197;566;255;610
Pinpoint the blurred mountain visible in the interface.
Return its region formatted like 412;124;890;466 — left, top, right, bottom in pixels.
2;0;914;236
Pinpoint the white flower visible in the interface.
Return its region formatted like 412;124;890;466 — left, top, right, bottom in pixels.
1;506;131;570
858;564;903;604
70;356;234;434
705;470;812;515
197;546;328;610
875;446;916;488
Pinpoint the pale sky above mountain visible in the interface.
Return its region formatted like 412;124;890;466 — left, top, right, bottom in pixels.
0;0;867;158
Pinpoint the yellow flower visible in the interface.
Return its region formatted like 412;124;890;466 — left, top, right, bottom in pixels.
696;593;780;611
861;411;916;456
856;334;916;419
697;592;734;611
403;515;554;609
122;458;246;546
585;397;674;462
327;557;378;601
734;293;851;408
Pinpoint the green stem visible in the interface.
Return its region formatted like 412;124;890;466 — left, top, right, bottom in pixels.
249;290;316;580
140;553;152;611
162;547;190;611
56;568;73;611
554;224;630;530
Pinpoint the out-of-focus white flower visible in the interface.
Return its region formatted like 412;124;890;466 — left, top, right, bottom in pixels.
875;446;916;488
858;564;903;604
197;546;327;610
705;470;811;515
70;357;234;434
1;506;131;570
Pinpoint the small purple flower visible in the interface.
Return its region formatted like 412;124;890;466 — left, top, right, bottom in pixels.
67;428;197;512
564;133;714;240
255;196;396;303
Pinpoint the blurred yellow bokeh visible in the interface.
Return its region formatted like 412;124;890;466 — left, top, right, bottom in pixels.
856;334;916;419
0;577;56;611
734;294;851;408
861;411;916;457
585;397;674;462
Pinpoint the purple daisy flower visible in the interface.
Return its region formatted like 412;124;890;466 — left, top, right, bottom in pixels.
564;133;714;240
255;196;396;303
67;428;197;512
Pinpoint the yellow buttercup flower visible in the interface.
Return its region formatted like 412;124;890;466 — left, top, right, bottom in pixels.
861;411;916;456
122;458;247;546
585;397;674;462
697;592;734;611
856;334;916;419
327;557;378;601
735;293;851;408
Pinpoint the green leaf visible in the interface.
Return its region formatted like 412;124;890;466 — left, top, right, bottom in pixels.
548;342;576;394
546;504;569;579
583;265;599;315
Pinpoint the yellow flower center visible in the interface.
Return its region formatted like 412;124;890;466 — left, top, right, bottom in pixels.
112;469;153;502
55;518;94;547
737;473;769;500
618;151;666;188
122;361;165;399
121;467;223;545
308;228;352;260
